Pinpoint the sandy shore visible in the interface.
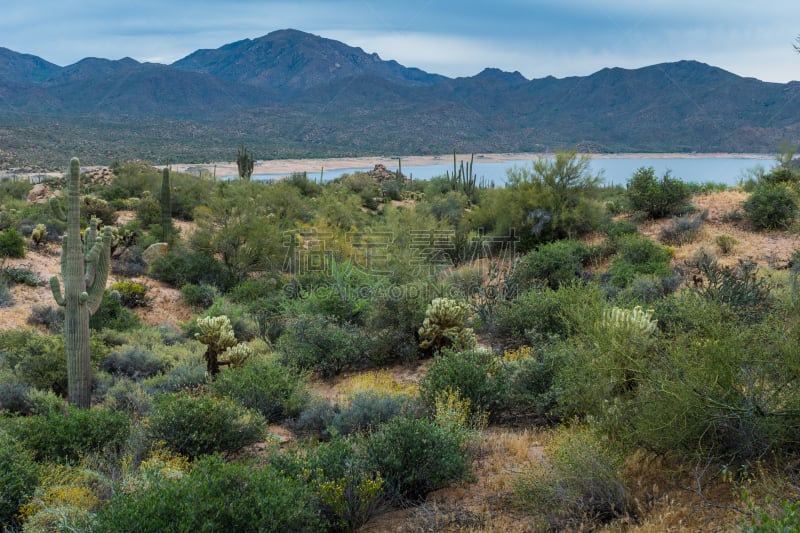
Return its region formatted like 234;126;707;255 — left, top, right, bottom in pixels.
168;152;774;177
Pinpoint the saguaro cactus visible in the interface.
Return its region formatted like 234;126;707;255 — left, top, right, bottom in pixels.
237;144;254;182
160;167;171;242
50;158;113;407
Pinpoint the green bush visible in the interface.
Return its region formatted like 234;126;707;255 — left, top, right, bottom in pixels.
1;265;41;287
0;430;39;529
509;239;591;290
149;250;237;292
148;392;267;459
0;330;107;396
626;166;693;219
5;405;130;463
419;349;505;420
210;356;309;423
743;184;798;230
489;283;605;347
92;455;321;532
365;415;470;503
606;234;673;288
179;283;218;309
89;290;141;331
26;305;64;332
109;280;149;308
364;285;428;366
81;195;118;225
276;314;365;377
0;227;25;259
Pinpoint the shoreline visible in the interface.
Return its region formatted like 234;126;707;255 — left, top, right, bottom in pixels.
168;152;775;177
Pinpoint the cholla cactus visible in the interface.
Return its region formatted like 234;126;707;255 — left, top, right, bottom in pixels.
195;315;237;375
418;297;476;352
600;305;657;337
31;223;47;246
223;343;253;369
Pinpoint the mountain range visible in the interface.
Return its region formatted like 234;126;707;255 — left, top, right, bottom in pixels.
1;28;799;167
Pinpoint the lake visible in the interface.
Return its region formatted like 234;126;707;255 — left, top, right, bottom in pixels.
242;155;776;187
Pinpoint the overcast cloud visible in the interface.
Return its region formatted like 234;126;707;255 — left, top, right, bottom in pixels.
2;1;799;82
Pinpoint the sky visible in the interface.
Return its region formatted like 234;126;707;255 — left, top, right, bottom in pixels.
2;1;799;83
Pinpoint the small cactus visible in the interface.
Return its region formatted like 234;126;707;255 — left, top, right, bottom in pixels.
600;305;657;337
31;223;47;246
418;298;476;352
195;315;241;375
236;144;254;182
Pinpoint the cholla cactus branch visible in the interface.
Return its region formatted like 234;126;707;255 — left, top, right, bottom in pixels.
418;297;477;352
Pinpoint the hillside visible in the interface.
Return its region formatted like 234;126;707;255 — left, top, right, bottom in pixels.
1;29;799;167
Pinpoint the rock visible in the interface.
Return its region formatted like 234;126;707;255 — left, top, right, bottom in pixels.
368;164;404;183
142;243;169;265
26;183;50;205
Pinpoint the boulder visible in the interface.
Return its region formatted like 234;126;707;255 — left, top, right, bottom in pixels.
26;183;50;205
142;242;169;265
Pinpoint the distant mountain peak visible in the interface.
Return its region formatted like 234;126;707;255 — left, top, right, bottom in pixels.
474;67;528;84
171;28;445;90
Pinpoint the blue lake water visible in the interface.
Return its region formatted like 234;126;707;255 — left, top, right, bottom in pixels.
239;155;776;187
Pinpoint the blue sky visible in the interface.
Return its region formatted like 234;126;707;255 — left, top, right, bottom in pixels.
3;1;799;82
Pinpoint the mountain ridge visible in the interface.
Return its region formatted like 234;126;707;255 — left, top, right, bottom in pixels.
0;29;798;166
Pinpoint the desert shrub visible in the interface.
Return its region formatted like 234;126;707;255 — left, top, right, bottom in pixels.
103;378;152;417
5;405;130;463
26;305;64;332
614;273;680;305
0;330;106;396
331;391;411;436
624;320;800;460
419;349;506;420
148;392;267;459
1;265;41;286
142;360;207;393
135;191;161;227
100;346;169;380
509;239;591;290
743;184;798;230
365;415;470;503
658;209;708;245
502;347;560;423
687;251;772;323
626;166;693;219
149;250;237;292
302;436;384;531
0;431;39;529
92;455;320;533
294;398;338;440
0;372;33;415
210;356;309;422
80;195;117;225
741;496;800;533
418;298;476;353
489;283;605;347
179;283;218;309
715;233;738;254
514;425;630;528
606;234;673;288
276;314;366;377
0;227;25;259
89;290;141;331
363;284;428;366
109;280;149;308
604;218;639;240
0;278;11;307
